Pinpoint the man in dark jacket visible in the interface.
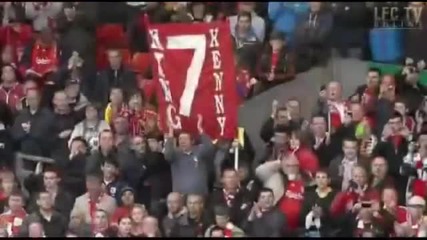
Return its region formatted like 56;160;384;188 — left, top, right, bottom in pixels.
294;2;333;70
92;49;137;107
11;88;55;160
208;168;252;227
242;188;286;237
100;158;127;204
19;191;68;237
24;167;75;219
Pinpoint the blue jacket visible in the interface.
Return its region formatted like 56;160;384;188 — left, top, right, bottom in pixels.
104;179;127;204
369;28;403;63
268;2;310;44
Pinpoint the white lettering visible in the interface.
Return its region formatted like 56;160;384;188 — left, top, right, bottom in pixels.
212;50;222;70
154;52;166;78
149;29;164;50
216;116;226;136
158;78;173;103
285;190;304;200
209;28;219;48
167;104;182;129
213;72;223;91
214;94;225;114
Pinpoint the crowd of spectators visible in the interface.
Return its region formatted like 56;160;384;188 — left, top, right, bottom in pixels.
0;1;427;238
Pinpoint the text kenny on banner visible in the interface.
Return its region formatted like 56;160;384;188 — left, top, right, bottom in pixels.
147;19;238;140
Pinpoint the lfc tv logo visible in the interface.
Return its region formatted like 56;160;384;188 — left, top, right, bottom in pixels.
374;5;423;29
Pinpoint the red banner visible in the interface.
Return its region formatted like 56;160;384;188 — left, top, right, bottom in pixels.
147;20;238;140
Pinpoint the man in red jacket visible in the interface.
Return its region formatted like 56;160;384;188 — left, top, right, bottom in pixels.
0;191;27;237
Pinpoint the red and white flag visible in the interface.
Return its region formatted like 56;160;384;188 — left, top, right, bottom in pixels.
147;18;238;140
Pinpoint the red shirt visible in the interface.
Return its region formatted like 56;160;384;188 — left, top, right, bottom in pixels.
278;180;304;230
111;207;131;224
30;42;59;76
290;147;319;176
0;83;25;111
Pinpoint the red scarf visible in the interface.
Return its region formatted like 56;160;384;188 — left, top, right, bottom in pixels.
31;41;58;76
88;193;104;224
223;228;233;237
0;208;27;237
271;52;279;72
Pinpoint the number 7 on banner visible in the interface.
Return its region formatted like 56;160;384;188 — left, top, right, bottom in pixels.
166;35;206;117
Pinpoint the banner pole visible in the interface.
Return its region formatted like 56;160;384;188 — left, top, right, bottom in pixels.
234;145;239;170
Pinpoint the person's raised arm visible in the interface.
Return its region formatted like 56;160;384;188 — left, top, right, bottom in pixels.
164;120;177;163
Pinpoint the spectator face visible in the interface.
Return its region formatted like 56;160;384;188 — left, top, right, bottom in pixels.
65;83;80;99
1;46;14;65
37;192;53;210
382;188;398;209
121;191;135;206
24;80;37;92
237;15;251;32
371;157;388;180
118;217;132;236
94;210;109;231
85;177;102;195
350;103;364;122
70;139;88;155
309;2;322;12
178;133;192;152
276;109;289;125
215;215;229;228
26;89;41;110
269;39;284;52
28;222;44;238
238;2;255;12
367;71;380;87
99;131;114;151
108;50;122;69
286;100;300;119
1;66;16;83
222;169;239;190
315;171;330;189
40;29;53;46
128;94;143;111
258;191;274;210
311;116;327;136
131;136;146;153
113;117;128;135
191;3;205;16
167;192;183;215
281;155;299;180
142;217;159;236
342;140;358;160
186;195;204;216
394;102;407;116
388;116;403;134
144;118;158;134
110;88;124;106
147;138;160;152
1;178;15;196
8;195;23;211
64;6;76;20
327;82;342;101
43;171;59;189
237;165;249;182
101;162;117;179
352;167;367;187
380;75;395;94
289;132;301;150
131;205;147;223
85;105;99;121
53;91;69;111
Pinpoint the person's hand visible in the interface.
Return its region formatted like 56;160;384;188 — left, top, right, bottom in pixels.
25;69;42;77
165;118;174;139
34;162;43;175
21;122;31;133
352;202;362;213
381;124;392;141
197;114;204;134
249;77;258;86
312;205;322;218
58;129;72;139
319;89;326;99
271;99;279;118
248;202;261;221
267;72;275;81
